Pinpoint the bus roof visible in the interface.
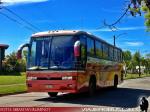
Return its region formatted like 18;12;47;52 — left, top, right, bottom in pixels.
32;30;122;50
32;30;86;37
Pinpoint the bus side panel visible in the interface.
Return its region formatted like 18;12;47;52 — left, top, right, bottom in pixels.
77;71;89;93
76;60;124;93
97;63;124;87
85;57;124;88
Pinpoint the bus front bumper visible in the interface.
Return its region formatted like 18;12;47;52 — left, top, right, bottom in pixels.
27;80;77;93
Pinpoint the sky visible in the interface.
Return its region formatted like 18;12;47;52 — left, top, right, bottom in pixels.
0;0;150;55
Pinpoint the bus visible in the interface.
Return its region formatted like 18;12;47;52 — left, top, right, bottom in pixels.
17;30;124;97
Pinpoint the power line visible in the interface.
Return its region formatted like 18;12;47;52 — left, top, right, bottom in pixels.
0;11;37;32
0;1;41;32
102;4;131;30
3;7;41;32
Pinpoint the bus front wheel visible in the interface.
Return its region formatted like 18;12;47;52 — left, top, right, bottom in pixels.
48;92;58;97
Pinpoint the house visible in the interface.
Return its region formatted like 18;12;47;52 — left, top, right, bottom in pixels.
136;66;146;74
0;44;9;71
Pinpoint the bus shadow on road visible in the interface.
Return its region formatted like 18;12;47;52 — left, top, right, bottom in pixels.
35;87;150;108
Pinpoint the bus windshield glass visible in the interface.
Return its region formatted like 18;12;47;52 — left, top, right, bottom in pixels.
28;36;78;70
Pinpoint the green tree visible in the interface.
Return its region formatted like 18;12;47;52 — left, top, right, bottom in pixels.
2;52;26;73
132;51;141;76
143;53;150;74
129;0;150;30
123;50;132;74
123;50;132;61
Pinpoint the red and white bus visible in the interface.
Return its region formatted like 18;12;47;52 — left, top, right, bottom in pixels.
17;30;124;97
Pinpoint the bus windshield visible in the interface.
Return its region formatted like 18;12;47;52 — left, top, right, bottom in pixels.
28;36;78;70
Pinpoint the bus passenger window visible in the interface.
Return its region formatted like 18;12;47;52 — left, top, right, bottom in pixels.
120;51;123;62
95;41;103;58
109;46;114;61
114;49;118;61
118;50;122;62
102;43;109;59
117;50;120;62
87;38;95;57
80;36;87;68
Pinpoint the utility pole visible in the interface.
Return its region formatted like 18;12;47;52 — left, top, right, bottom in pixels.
113;35;116;46
113;33;126;47
138;58;141;77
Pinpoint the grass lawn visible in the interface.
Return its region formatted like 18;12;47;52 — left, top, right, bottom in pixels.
0;73;26;85
0;84;27;95
124;73;150;80
0;72;27;95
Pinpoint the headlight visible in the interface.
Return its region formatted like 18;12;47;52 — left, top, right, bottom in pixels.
62;76;73;80
27;77;37;81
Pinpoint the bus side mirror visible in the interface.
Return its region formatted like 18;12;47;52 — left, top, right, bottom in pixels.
17;43;30;59
74;41;81;57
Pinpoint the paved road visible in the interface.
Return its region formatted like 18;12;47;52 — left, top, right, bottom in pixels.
0;77;150;111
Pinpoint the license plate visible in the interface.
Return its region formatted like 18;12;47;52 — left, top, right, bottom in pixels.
46;85;53;88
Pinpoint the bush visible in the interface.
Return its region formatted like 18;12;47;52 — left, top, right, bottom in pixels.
2;52;26;73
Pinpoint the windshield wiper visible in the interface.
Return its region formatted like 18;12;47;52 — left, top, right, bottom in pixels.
50;66;59;69
28;66;47;70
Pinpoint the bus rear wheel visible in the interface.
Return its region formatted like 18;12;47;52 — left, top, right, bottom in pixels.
89;77;96;96
48;92;58;97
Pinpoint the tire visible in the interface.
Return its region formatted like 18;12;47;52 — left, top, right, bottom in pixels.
89;77;96;96
113;76;118;88
48;92;58;97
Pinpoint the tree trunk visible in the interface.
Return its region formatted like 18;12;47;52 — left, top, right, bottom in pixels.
138;61;141;77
